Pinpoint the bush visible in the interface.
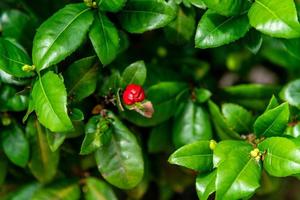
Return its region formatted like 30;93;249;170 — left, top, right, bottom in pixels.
1;0;300;199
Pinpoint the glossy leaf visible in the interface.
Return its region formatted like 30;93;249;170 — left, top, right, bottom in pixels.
95;112;144;189
1;124;29;167
173;100;212;148
0;38;33;78
1;10;29;39
47;131;66;152
222;103;253;134
168;140;213;171
64;56;98;101
254;102;289;137
97;0;126;12
224;84;279;99
216;146;261;200
188;0;206;9
283;79;300;109
164;7;196;45
282;38;300;60
196;170;216;200
0;9;36;47
80;115;112;155
265;95;279;111
261;37;300;69
148;121;173;153
10;182;41;200
259;137;300;177
208;101;240;140
89;11;119;66
195;10;250;49
286;123;300;138
122;60;147;87
223;84;280;111
84;177;118;200
29;120;59;183
202;0;250;16
194;88;212;104
31;180;80;200
32;71;73;132
0;84;29;112
32;3;94;71
119;0;177;33
244;29;263;54
213;140;250;168
248;0;300;38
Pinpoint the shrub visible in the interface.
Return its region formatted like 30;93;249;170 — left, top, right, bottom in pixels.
1;0;300;199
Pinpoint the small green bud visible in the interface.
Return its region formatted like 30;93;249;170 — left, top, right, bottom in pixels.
2;116;11;126
209;140;217;150
22;64;35;72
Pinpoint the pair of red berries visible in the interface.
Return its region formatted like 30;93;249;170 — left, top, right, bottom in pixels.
122;84;145;105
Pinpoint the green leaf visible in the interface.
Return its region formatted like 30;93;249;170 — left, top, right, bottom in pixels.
194;88;212;104
0;84;29;112
47;131;66;152
261;37;300;70
80;115;112;155
283;79;300;109
10;182;41;200
213;140;250;168
32;71;73;132
285;123;300;138
164;6;196;45
122;82;189;127
31;180;80;200
224;84;279;99
208;101;240;140
196;170;216;200
168;140;213;171
248;0;300;38
95;111;144;189
1;124;29;167
84;177;118;200
188;0;206;9
173;100;212;148
122;60;147;87
259;137;300;177
70;108;85;121
1;10;28;39
265;95;279;111
89;11;119;66
29;120;59;183
195;10;250;49
64;56;98;102
0;10;37;47
223;84;280;111
119;0;177;33
32;3;94;71
0;38;33;78
281;38;300;60
148;121;173;153
202;0;250;16
254;102;289;137
97;0;127;12
222;103;253;134
216;146;262;200
243;29;263;54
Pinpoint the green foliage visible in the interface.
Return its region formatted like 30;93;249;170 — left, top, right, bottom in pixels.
1;0;300;199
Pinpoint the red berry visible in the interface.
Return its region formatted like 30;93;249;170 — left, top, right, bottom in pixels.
122;84;145;105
